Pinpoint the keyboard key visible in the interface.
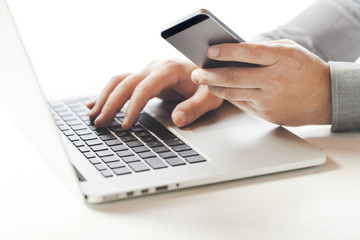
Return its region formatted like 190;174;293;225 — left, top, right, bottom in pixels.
89;158;101;165
68;135;79;142
134;131;150;137
95;164;107;171
63;130;74;136
96;150;114;157
66;119;82;126
102;155;121;163
67;102;82;108
132;146;150;153
115;131;131;137
116;111;125;118
55;119;64;126
116;150;134;157
85;139;103;146
80;134;97;141
138;152;156;159
145;157;168;169
178;150;199;158
80;115;91;121
73;140;85;147
117;117;125;122
113;167;131;175
57;109;70;115
110;145;128;152
109;126;124;132
128;161;150;172
62;115;77;121
152;146;170;153
100;169;113;178
71;124;87;131
108;120;121;127
76;111;89;117
107;161;125;169
105;139;123;146
186;155;206;163
99;134;116;141
82;119;91;126
164;138;184;146
146;141;164;148
121;135;137;142
138;112;176;139
172;144;191;152
79;146;91;153
58;125;69;131
165;157;186;166
130;125;145;132
127;141;143;148
93;128;108;135
140;135;158;142
122;155;140;163
84;152;96;159
159;151;177;159
75;129;92;136
90;143;108;152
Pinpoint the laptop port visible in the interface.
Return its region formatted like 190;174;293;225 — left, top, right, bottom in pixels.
141;189;149;194
126;191;134;197
155;185;168;192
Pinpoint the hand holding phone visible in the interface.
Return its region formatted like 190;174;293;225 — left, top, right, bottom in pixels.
161;9;255;68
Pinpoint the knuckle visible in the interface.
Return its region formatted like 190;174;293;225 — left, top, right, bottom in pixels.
226;69;239;86
134;82;151;98
248;44;265;59
101;102;116;116
281;39;296;45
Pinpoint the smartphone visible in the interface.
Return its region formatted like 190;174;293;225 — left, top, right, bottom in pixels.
161;9;254;68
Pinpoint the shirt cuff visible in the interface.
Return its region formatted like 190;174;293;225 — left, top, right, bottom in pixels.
330;61;360;132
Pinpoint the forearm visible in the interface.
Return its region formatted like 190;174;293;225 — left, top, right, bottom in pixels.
252;0;360;62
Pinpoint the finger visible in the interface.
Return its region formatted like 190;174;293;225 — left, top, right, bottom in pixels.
208;86;261;102
171;86;223;127
89;73;131;120
207;42;281;66
191;67;266;88
121;72;184;129
94;74;144;127
86;100;96;110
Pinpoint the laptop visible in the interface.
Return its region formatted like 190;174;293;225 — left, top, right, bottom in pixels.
0;0;326;203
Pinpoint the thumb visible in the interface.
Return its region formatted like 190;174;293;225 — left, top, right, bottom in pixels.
172;86;223;127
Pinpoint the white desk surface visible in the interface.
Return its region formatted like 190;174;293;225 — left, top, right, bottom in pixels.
1;0;360;239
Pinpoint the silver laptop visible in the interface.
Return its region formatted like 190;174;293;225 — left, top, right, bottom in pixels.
0;0;326;204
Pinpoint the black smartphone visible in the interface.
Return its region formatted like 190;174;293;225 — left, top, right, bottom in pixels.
161;9;254;68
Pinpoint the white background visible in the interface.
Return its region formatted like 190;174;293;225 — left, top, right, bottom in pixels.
8;0;316;98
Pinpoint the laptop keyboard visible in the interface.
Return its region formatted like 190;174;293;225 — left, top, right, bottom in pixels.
49;97;206;178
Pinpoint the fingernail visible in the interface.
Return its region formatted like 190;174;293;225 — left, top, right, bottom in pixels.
208;46;220;58
89;109;95;118
191;70;200;84
121;118;129;129
174;111;187;126
94;113;104;125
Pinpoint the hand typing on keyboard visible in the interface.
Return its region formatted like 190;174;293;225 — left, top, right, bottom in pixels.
88;59;223;129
